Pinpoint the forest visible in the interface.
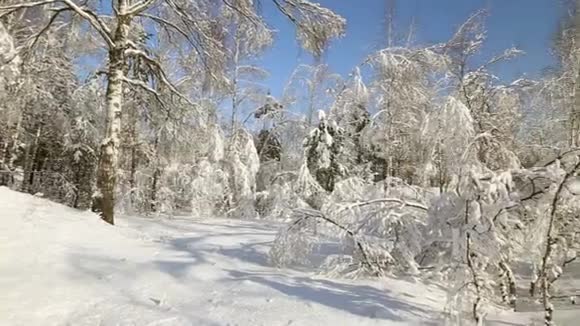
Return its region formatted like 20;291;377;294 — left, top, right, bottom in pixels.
1;0;580;325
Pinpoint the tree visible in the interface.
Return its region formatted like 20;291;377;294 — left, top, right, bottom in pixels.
422;96;477;190
365;45;446;184
0;15;80;203
65;77;103;208
270;175;429;277
542;0;580;150
0;0;346;225
441;10;524;172
220;3;272;132
303;111;346;193
329;67;373;180
531;157;580;326
0;21;21;185
284;64;342;125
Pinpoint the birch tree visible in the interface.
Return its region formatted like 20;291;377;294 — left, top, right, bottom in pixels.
284;64;342;125
220;3;272;132
442;10;524;172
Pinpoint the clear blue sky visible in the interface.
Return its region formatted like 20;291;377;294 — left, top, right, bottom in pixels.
257;0;566;98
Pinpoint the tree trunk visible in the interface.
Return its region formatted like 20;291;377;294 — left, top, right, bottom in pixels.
150;136;160;213
573;0;580;147
129;142;137;207
21;123;42;193
307;84;315;125
150;167;160;213
128;105;138;209
0;111;22;186
231;35;240;133
92;16;130;225
499;260;517;308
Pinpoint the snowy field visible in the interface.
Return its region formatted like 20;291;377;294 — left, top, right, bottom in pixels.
1;186;579;326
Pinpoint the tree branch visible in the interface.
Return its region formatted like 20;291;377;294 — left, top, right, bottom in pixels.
138;13;201;53
121;76;176;119
124;48;197;110
0;0;61;20
0;0;113;48
26;7;71;51
291;208;385;275
341;198;428;212
60;0;114;48
125;0;157;16
0;0;58;12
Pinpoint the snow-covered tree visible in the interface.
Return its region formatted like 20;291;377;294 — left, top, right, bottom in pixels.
284;64;342;125
441;10;524;172
303;111;346;193
220;2;273;132
64;77;103;208
270;176;430;277
364;45;447;184
329;67;372;179
422;96;477;190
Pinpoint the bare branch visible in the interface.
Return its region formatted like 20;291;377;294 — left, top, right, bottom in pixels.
341;198;428;212
0;0;60;20
60;0;114;48
138;13;201;53
125;0;158;16
124;48;197;110
221;0;260;25
0;0;58;12
26;7;71;51
0;0;114;48
122;76;167;109
291;208;383;274
271;0;345;57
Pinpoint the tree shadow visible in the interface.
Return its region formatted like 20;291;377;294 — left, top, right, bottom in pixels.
484;320;529;326
224;269;441;323
66;217;443;324
123;216;278;236
217;241;272;266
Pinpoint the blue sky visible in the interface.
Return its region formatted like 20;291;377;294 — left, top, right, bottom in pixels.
257;0;566;98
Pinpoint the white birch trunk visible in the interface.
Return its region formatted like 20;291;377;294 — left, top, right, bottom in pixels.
93;11;131;225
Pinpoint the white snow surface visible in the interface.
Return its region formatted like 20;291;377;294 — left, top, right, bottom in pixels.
4;187;579;325
0;187;444;326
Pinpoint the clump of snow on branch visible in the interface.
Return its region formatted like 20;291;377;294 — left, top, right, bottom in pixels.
274;0;346;57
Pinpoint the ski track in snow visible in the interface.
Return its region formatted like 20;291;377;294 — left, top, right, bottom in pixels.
2;186;579;325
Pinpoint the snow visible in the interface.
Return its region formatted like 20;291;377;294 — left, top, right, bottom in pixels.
0;187;445;326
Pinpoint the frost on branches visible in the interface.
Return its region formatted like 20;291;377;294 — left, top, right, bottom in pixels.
0;22;19;89
270;176;430;277
422;96;477;188
424;169;521;324
420;158;580;325
224;129;261;219
190;125;260;219
329;67;372;179
275;0;346;58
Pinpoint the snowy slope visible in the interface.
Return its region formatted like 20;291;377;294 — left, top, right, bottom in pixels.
0;187;445;326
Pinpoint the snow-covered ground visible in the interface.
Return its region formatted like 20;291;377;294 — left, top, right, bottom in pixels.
2;186;579;326
0;187;444;326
